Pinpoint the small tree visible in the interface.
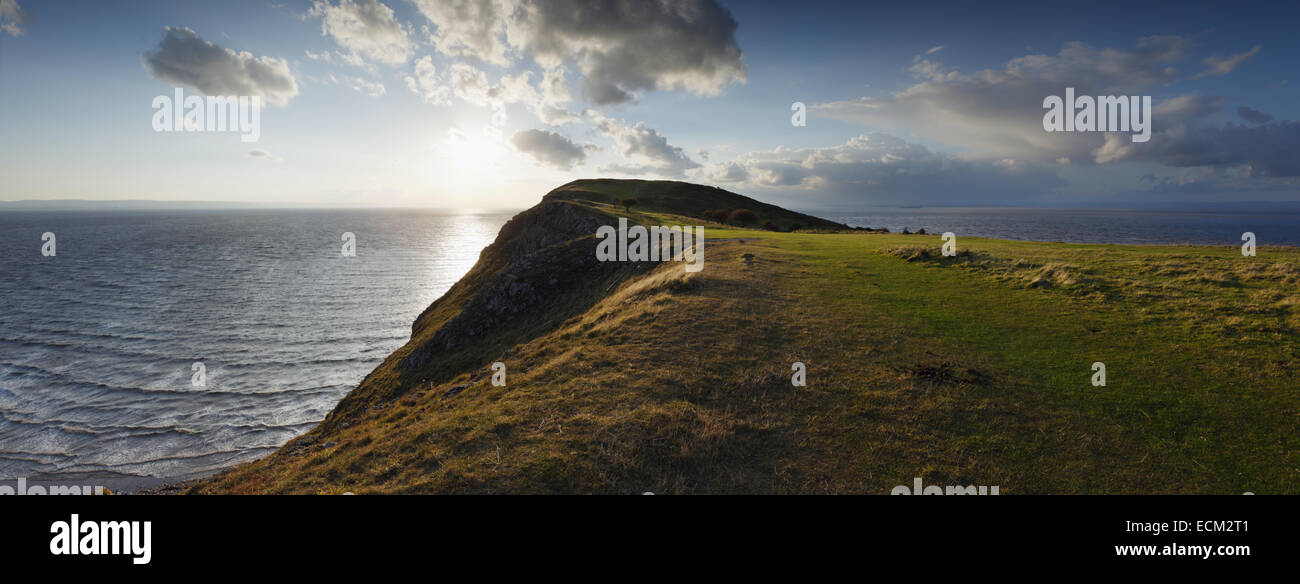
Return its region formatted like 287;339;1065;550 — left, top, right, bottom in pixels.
728;208;758;226
621;198;638;212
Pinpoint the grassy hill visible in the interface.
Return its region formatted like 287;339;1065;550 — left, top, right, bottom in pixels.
189;179;1300;494
543;178;848;232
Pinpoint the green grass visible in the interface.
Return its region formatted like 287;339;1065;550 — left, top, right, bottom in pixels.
189;181;1299;494
778;232;1298;492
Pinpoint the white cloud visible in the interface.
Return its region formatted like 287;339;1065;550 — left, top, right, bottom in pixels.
143;27;299;106
1;0;24;37
716;133;1066;205
510;128;586;170
449;62;523;105
331;73;386;96
403;56;451;105
1195;45;1261;78
432;61;578;124
814;36;1195;162
412;0;512;65
587;111;701;177
309;0;414;66
705;160;748;182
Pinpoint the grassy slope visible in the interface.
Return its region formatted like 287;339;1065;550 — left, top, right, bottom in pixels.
546;178;849;231
191;180;1299;494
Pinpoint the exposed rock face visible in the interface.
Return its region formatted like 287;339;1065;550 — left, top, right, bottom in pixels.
398;199;636;371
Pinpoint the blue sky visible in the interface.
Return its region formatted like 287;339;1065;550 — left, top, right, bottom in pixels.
1;0;1297;209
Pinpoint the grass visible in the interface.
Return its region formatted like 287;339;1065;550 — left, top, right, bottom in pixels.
189;180;1299;494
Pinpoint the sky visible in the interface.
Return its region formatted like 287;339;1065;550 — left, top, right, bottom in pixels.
0;0;1297;209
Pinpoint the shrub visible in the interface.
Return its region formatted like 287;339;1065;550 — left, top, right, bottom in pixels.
728;208;758;226
703;209;730;223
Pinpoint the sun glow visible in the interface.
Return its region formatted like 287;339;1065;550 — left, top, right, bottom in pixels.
438;128;508;171
416;125;571;207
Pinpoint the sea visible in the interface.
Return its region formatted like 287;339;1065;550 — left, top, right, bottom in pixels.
1;206;1296;490
0;209;512;490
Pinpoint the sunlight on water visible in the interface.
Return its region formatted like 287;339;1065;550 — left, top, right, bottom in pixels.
0;209;513;488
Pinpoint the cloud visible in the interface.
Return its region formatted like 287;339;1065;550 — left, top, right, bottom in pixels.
515;0;746;104
716;133;1066;205
705;160;748;182
587;111;701;177
331;73;386;96
247;149;282;162
510;128;586;170
309;0;414;66
794;37;1297;191
1095;120;1300;177
1152;94;1228;124
814;36;1197;163
1;0;24;37
1195;45;1261;78
403;56;451;105
924;45;945;55
1085;94;1300;176
412;0;511;65
448;62;525;105
143;27;299;106
1237;106;1273;124
411;0;746;105
305;49;334;63
1137;167;1300;196
433;61;579;124
534;67;580;125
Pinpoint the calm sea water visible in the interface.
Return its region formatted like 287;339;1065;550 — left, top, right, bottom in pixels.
2;206;1296;490
817;208;1300;246
0;209;511;489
